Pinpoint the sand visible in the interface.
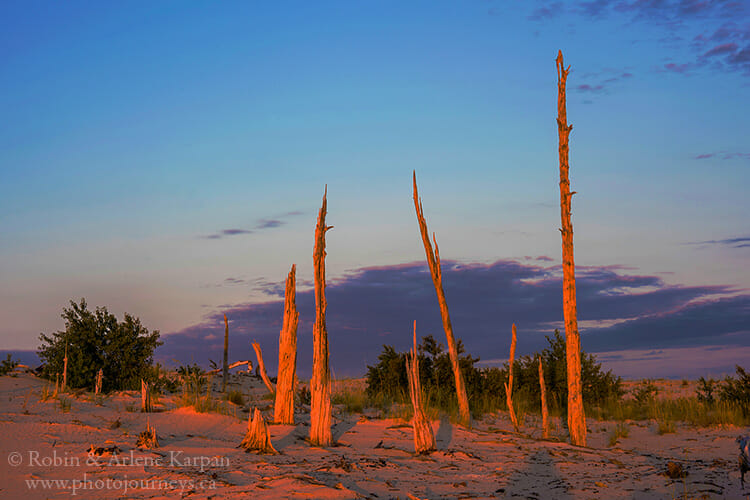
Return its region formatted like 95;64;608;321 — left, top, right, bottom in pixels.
1;370;747;499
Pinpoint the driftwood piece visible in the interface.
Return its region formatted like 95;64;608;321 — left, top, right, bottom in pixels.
222;314;229;393
141;379;151;413
310;187;333;446
412;171;471;428
207;360;252;375
406;320;436;454
556;50;586;446
240;407;277;454
504;324;519;431
252;342;276;394
539;355;550;439
275;264;299;425
95;369;103;395
136;420;159;449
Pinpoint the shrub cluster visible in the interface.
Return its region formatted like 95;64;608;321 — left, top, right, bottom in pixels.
365;329;623;417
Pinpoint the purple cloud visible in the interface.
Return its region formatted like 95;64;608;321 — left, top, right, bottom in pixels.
158;259;742;377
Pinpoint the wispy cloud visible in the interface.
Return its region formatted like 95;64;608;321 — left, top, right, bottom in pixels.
576;71;634;94
686;235;750;249
158;259;744;377
693;151;750;161
528;1;564;21
200;210;305;240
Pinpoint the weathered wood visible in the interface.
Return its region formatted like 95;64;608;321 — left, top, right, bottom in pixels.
252;342;276;394
412;171;471;428
310;187;333;446
275;264;299;425
556;50;586;447
136;419;159;449
240;407;277;454
62;341;68;392
207;360;252;375
94;369;103;395
141;379;151;413
504;324;519;431
406;320;436;454
222;314;229;393
539;355;550;439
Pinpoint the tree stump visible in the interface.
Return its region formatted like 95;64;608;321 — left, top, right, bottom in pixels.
136;420;159;449
275;264;299;425
240;407;277;454
406;320;436;454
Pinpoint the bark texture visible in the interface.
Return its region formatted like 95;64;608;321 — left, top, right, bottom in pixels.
222;314;229;393
275;264;299;425
141;379;151;413
556;50;586;447
539;355;550;439
95;369;103;395
406;320;436;454
310;187;333;446
240;408;278;454
505;324;519;431
412;171;471;428
252;342;276;395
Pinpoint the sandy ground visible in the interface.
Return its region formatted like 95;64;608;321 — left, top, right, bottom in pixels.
1;370;748;499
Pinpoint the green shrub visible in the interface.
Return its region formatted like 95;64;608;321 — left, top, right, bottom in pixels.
0;354;19;376
633;380;658;405
696;377;716;404
223;390;244;406
37;299;161;391
718;365;750;414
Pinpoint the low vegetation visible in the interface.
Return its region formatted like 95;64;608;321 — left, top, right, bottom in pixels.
0;354;19;376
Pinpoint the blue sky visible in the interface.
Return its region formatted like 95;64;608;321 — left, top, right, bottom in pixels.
1;1;748;378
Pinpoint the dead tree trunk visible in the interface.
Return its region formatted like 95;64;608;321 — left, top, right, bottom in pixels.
539;355;550;439
412;171;471;428
95;369;103;395
505;324;519;431
141;379;151;413
240;407;277;454
275;264;299;425
406;320;436;454
222;314;229;393
62;341;68;392
310;187;333;446
252;342;276;395
556;50;586;447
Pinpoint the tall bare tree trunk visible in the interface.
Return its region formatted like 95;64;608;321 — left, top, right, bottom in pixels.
556;50;586;447
539;355;550;439
406;320;436;454
240;408;278;454
505;324;519;431
222;314;229;393
252;342;276;394
412;171;471;428
310;187;333;446
62;340;68;392
275;264;299;425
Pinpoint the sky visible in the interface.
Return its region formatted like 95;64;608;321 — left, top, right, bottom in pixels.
1;0;748;379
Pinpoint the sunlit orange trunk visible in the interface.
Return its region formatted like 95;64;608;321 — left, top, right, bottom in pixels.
222;314;229;393
274;264;299;425
505;324;519;431
412;171;471;428
556;50;586;447
252;342;276;395
539;355;550;439
310;187;333;446
240;407;277;454
406;320;436;454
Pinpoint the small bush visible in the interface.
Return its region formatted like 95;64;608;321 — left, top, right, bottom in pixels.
718;365;750;414
632;380;658;405
696;377;716;404
0;354;19;375
223;390;244;406
608;422;629;447
656;418;676;435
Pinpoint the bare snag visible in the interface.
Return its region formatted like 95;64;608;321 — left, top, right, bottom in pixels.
275;264;299;425
252;342;276;395
310;187;333;446
505;324;519;431
412;171;471;428
556;50;586;447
